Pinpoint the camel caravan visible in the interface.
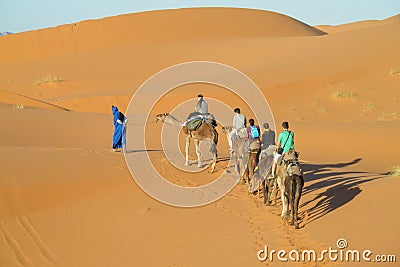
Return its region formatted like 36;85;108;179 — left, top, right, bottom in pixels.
156;94;304;229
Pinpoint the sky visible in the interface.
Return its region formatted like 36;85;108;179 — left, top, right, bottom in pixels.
1;0;400;33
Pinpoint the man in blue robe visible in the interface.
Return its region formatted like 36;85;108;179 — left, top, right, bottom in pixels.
112;106;127;152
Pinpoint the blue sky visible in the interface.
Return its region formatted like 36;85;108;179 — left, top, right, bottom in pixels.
1;0;400;33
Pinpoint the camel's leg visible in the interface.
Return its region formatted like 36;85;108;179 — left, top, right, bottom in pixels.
245;166;250;186
242;166;248;185
270;179;276;204
263;180;270;205
268;179;273;199
209;142;217;173
248;152;255;180
262;169;271;205
293;180;299;229
245;172;250;187
194;139;202;168
281;191;288;217
273;178;279;206
185;135;190;166
281;193;289;219
245;152;255;186
289;178;295;226
293;176;304;229
278;175;288;217
242;152;249;185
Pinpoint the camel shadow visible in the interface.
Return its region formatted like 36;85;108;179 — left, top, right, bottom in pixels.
125;149;163;153
298;158;387;226
216;156;231;163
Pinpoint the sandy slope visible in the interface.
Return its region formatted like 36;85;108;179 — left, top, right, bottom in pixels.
0;7;399;267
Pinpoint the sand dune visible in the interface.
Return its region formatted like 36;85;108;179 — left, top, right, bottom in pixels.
0;7;399;266
0;8;325;62
1;9;399;119
317;14;400;33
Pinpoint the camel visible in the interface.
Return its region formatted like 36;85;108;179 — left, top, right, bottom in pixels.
276;149;304;229
262;146;280;206
156;113;218;173
247;146;273;195
222;126;249;182
252;146;279;206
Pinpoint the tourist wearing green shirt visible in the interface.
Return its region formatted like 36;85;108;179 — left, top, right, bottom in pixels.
270;121;294;178
278;121;294;153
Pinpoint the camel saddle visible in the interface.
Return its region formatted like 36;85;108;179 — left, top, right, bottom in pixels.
185;119;203;131
249;140;261;152
185;112;217;130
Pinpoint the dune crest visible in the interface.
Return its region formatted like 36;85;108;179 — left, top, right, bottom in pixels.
0;8;325;62
316;13;400;33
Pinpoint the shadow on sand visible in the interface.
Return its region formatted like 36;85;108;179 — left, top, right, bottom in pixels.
125;149;163;153
216;156;231;163
299;158;387;226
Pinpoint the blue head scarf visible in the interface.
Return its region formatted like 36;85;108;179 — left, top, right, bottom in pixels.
112;106;119;126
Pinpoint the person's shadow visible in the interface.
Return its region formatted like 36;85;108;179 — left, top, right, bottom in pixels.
298;158;387;225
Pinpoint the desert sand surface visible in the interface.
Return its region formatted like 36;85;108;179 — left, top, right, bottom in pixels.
0;7;399;267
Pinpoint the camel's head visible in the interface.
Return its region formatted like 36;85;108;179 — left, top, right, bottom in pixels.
287;163;303;177
156;113;169;123
221;125;233;134
284;149;302;176
283;149;300;163
286;149;300;159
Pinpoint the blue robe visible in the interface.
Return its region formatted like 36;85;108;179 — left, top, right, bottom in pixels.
112;106;126;149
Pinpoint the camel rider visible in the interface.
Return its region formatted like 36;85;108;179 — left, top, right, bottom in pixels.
246;119;261;147
229;108;246;153
194;94;208;114
278;121;294;153
187;94;216;128
261;122;275;151
270;121;294;178
246;119;261;178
